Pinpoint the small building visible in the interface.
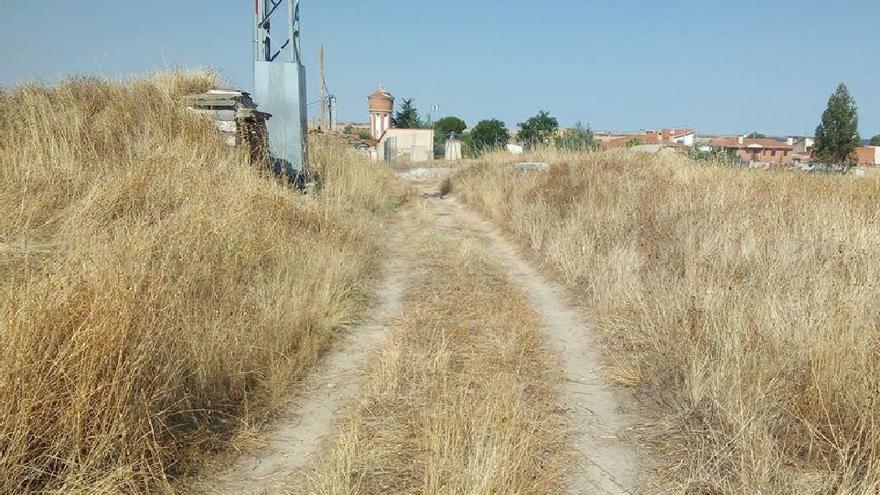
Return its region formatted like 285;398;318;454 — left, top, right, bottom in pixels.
709;136;794;164
377;128;435;163
667;128;697;147
788;137;815;153
857;146;880;166
445;138;463;160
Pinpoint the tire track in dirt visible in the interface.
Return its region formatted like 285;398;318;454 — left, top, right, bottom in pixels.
190;169;643;494
417;180;643;494
187;224;409;495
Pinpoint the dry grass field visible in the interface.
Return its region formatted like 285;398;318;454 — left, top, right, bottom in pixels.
454;149;880;493
7;71;880;495
0;73;401;493
300;227;568;494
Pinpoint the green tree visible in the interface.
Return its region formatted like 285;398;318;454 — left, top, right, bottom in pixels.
623;138;645;148
814;83;861;165
518;110;559;149
870;134;880;146
555;122;599;151
470;119;510;153
747;131;767;139
433;116;467;156
394;98;422;129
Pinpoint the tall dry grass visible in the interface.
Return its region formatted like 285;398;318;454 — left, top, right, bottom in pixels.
454;150;880;493
0;72;401;494
299;228;567;494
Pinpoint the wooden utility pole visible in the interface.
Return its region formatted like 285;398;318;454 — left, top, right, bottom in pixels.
318;45;327;130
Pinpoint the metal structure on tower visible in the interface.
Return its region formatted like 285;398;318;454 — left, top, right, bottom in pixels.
253;0;309;175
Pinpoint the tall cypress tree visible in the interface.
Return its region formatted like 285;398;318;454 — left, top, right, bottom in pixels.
814;83;860;165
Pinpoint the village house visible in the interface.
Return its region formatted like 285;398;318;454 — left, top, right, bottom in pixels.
603;128;696;149
709;136;794;164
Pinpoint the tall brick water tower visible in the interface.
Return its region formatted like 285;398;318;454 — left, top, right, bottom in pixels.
369;87;394;139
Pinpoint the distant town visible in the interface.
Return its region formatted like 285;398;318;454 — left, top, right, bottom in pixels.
316;85;879;173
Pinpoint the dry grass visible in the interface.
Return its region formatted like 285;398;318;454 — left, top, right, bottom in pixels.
298;226;568;494
453;149;880;493
0;72;402;494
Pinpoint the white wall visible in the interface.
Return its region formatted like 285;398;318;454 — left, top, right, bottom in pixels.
377;129;435;163
444;140;462;160
674;133;695;147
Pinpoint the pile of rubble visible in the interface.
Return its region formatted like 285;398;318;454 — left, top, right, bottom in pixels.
184;90;271;164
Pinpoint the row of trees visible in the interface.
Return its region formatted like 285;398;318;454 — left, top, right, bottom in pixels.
393;98;600;157
395;87;878;163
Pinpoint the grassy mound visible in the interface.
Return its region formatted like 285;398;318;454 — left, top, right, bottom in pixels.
0;73;400;493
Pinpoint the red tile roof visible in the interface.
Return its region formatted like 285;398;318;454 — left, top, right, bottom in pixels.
368;87;393;100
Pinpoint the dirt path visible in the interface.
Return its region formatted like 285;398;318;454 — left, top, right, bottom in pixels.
188;227;409;495
191;172;642;495
417;180;643;494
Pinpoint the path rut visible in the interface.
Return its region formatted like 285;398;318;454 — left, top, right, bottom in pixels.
419;180;643;494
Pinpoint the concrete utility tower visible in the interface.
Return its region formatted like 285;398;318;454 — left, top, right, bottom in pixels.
253;0;309;174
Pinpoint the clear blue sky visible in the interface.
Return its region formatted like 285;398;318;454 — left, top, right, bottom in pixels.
1;0;878;137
